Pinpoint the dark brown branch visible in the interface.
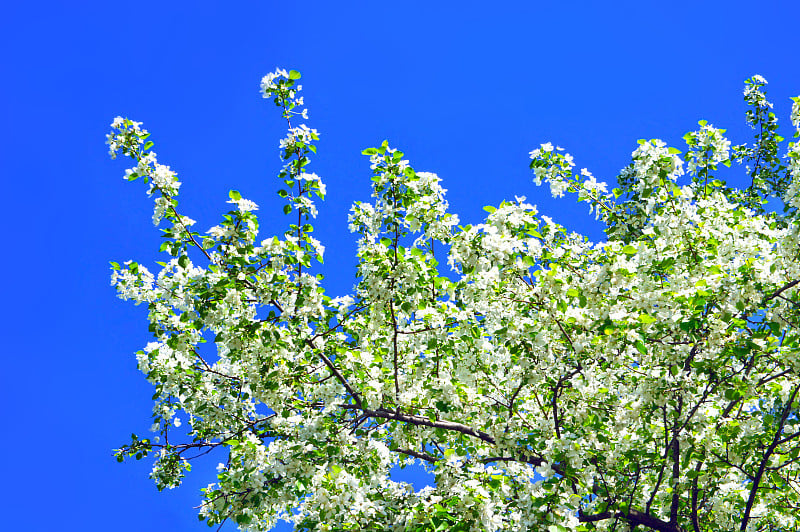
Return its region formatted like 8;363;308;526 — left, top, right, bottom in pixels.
389;299;400;399
313;303;368;340
579;509;683;532
340;405;496;445
167;202;214;262
627;509;683;532
690;460;703;532
776;294;800;309
390;180;401;401
670;437;680;524
551;369;579;440
646;406;670;513
481;455;541;467
740;383;800;531
393;447;437;463
774;430;800;448
396;321;457;335
507;377;527;417
304;338;363;408
670;395;684;524
765;279;800;302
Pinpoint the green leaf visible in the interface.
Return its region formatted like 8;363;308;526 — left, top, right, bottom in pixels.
483;205;497;213
143;141;154;151
622;245;637;255
724;389;742;401
283;204;292;215
288;70;302;80
638;313;656;324
362;147;378;155
229;189;242;201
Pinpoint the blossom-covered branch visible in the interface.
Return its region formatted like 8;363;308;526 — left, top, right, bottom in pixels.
108;70;800;531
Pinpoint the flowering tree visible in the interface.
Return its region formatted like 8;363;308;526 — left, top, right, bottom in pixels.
108;70;800;532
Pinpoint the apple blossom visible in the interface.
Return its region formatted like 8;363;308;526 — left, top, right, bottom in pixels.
109;69;800;532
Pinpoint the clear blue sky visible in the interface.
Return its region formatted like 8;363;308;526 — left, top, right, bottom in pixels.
2;1;800;530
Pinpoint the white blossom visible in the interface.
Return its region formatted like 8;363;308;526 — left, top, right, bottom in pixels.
108;72;800;532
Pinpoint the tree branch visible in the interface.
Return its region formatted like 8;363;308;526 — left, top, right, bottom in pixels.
393;447;437;463
765;279;800;302
304;338;363;408
341;405;496;445
740;383;800;530
579;508;683;532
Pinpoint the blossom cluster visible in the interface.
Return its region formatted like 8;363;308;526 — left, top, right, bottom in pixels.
107;117;183;225
744;74;772;113
684;121;732;176
629;138;684;194
261;68;306;119
781;102;800;211
529;143;613;220
529;142;573;198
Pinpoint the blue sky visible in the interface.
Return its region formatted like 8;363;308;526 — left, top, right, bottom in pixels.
2;1;800;530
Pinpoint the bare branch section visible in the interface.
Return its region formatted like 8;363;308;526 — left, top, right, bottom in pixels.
579;509;682;532
340;404;497;445
765;279;800;302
